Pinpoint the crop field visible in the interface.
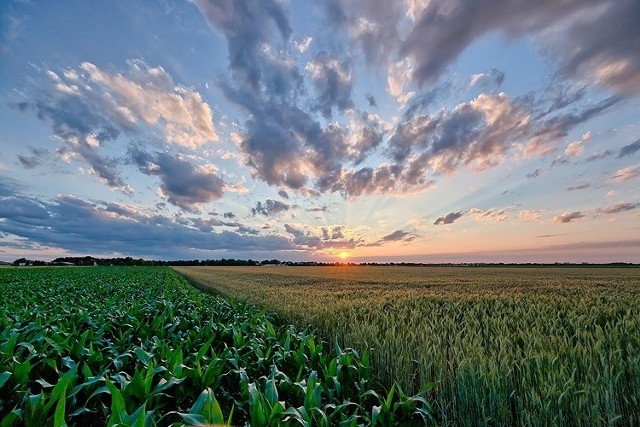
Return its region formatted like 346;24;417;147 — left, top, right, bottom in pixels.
175;265;640;426
0;267;431;426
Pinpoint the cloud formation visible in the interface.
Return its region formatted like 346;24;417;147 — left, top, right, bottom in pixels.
434;211;463;225
618;139;640;158
129;149;224;212
610;165;640;183
252;199;292;216
15;60;218;191
599;202;639;215
553;211;586;224
0;181;294;258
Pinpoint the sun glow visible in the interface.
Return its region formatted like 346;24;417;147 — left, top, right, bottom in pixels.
338;251;349;260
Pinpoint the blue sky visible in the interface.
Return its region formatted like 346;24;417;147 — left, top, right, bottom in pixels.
0;0;639;263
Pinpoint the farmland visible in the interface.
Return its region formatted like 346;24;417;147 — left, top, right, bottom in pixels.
0;267;431;426
175;265;640;425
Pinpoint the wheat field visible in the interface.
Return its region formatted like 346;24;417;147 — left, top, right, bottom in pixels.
174;265;640;425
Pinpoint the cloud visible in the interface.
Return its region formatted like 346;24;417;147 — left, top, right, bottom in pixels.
252;199;291;216
190;0;302;103
15;60;217;191
278;190;289;199
618;139;640;158
394;2;640;94
526;168;544;179
389;92;531;174
586;150;612;162
294;36;313;53
283;223;358;250
469;68;505;88
566;183;590;191
518;210;542;222
434;211;463;225
0;182;297;258
380;229;416;242
468;208;508;222
365;93;377;107
129;148;224;212
17;148;49;169
599;202;639;215
306;52;354;118
610;165;640;183
322;226;345;240
553;211;586;224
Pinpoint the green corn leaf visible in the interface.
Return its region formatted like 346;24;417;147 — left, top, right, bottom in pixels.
265;377;279;407
134;347;152;366
14;359;31;383
53;389;67;427
0;371;12;389
106;379;128;426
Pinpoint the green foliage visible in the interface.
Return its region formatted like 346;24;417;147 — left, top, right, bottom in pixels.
0;267;432;426
176;265;640;425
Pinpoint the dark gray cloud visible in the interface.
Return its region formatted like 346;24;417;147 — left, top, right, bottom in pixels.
618;139;640;158
553;211;586;224
129;148;224;212
322;226;345;240
434;211;463;225
527;169;544;179
566;183;591;191
284;223;359;250
223;211;236;219
365;93;377;107
397;1;639;94
306;206;328;213
400;1;591;85
252;199;291;216
547;2;640;94
599;202;639;215
0;181;296;258
586;150;612;162
278;190;289;199
307;52;354;118
381;229;416;242
191;0;295;95
17;148;49;169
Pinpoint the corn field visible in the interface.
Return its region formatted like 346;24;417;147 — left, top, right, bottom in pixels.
0;266;432;426
175;265;640;426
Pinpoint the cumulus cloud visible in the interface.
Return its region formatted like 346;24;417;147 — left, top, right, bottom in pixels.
129;148;224;212
434;211;463;225
284;223;359;250
610;165;640;183
252;199;291;216
469;68;505;89
518;210;542;222
306;52;353;118
618;139;640;158
599;202;639;215
14;60;218;192
553;211;586;224
294;36;313;53
389;92;531;174
0;182;296;258
468;208;508;222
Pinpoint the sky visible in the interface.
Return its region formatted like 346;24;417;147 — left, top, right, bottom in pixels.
0;0;639;263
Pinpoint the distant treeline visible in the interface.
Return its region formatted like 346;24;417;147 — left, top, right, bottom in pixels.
6;256;638;267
